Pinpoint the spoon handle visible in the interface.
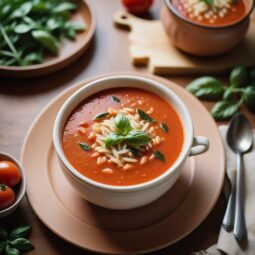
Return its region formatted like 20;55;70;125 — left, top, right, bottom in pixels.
222;180;235;231
234;153;247;241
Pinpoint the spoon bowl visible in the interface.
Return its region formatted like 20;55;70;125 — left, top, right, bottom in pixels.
227;113;253;154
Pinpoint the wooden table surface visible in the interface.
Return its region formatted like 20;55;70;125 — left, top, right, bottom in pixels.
0;0;254;254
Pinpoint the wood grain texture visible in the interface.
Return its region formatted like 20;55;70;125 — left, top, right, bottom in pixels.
114;11;255;75
0;0;254;254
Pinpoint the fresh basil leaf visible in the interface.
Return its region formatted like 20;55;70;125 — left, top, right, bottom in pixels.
65;22;86;32
32;30;59;54
10;2;32;19
223;88;234;101
111;96;121;103
125;130;151;147
93;112;109;120
137;109;155;122
153;150;165;162
186;76;225;100
46;18;63;31
160;123;168;133
14;24;32;34
105;134;124;149
23;52;43;65
79;143;91;151
115;114;132;135
244;86;255;113
9;226;31;240
211;101;240;120
230;65;249;88
53;2;77;13
5;244;20;255
0;226;7;240
0;242;5;254
9;238;34;251
127;146;141;158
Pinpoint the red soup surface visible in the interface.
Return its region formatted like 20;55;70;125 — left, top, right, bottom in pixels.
62;88;184;186
171;0;247;26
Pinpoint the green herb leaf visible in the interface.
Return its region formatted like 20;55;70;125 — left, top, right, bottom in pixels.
0;226;8;240
186;76;225;100
14;24;32;34
153;150;165;162
9;226;31;240
5;244;20;255
10;2;32;19
79;143;91;151
137;109;155;122
105;134;124;149
111;96;121;103
9;238;34;251
160;123;169;133
230;65;249;88
244;86;255;113
211;100;240;120
223;88;235;101
199;0;214;5
53;2;77;13
94;112;109;120
125;130;151;147
32;30;59;54
127;146;141;158
115;114;132;135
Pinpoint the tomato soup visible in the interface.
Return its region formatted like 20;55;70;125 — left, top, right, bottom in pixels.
171;0;247;26
62;88;184;186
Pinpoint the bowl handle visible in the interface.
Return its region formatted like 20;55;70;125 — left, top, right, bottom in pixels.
189;136;209;156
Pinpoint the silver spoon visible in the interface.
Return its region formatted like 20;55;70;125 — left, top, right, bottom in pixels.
226;113;253;241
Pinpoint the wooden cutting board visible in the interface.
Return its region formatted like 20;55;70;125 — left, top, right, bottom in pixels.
113;11;255;75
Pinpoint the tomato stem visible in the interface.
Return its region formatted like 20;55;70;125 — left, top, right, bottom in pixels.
0;184;7;191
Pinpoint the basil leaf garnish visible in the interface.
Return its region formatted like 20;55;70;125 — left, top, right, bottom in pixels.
9;226;31;240
114;114;132;135
105;134;124;149
186;76;225;100
211;100;240;120
111;96;121;103
94;112;109;120
230;65;249;88
127;146;141;158
79;143;91;151
9;238;34;251
137;109;155;122
125;130;151;147
160;123;168;133
5;244;20;255
153;150;165;162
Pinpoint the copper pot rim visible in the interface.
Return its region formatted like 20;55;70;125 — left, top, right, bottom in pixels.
164;0;255;30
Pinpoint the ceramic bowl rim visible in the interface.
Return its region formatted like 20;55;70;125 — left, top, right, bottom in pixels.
0;152;27;214
53;75;194;192
164;0;255;30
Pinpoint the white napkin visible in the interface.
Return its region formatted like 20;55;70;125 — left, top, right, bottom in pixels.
193;125;255;255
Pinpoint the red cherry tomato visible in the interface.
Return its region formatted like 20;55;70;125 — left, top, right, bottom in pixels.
0;184;15;210
0;161;21;187
122;0;153;14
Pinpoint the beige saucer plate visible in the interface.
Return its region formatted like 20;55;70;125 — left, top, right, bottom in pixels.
0;0;95;77
21;73;225;254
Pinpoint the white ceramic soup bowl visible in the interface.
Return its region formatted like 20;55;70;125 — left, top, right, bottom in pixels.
53;75;209;210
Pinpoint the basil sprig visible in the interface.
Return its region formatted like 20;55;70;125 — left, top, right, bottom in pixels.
0;225;34;255
105;114;151;149
115;114;132;135
79;143;91;151
186;65;255;120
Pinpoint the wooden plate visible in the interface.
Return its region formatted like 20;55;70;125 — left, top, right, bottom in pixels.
21;73;225;254
0;0;95;78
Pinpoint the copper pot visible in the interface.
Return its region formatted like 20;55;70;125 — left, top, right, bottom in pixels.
161;0;254;57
